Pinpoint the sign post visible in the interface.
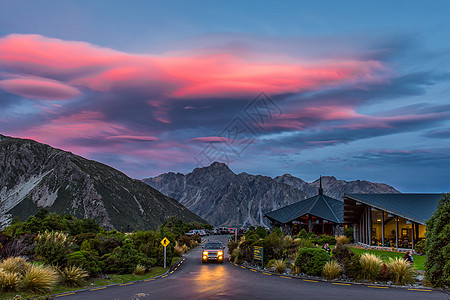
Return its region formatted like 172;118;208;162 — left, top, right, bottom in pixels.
161;237;170;268
253;246;264;269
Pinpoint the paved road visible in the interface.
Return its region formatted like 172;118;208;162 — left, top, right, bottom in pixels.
61;235;448;300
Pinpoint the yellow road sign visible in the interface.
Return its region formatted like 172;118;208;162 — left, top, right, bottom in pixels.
161;237;170;247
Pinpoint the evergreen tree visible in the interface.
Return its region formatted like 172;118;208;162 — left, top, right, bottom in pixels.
424;193;450;287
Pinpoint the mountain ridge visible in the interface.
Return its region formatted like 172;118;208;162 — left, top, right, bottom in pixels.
143;162;400;226
0;134;205;230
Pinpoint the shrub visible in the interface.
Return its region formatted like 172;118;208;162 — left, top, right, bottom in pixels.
67;251;101;276
425;193;450;287
133;264;146;275
359;253;382;281
227;240;238;254
21;264;59;293
181;244;189;253
103;239;149;274
414;239;425;254
273;259;286;274
387;257;415;285
290;264;301;275
323;260;342;280
377;263;391;282
60;266;88;287
0;257;31;275
331;243;356;264
295;248;329;276
294;238;315;249
0;269;20;292
344;227;354;243
35;231;72;266
335;236;350;245
341;255;362;279
318;235;336;246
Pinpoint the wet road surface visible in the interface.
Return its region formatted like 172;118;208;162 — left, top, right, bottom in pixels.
60;235;449;300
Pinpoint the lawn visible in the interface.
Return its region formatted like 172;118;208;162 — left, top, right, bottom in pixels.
0;267;167;300
349;247;425;270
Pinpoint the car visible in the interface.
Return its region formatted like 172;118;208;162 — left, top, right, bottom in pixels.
202;240;225;263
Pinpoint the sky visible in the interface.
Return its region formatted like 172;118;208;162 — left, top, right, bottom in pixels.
0;1;449;192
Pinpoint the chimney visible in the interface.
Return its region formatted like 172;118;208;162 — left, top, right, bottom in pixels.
318;175;324;195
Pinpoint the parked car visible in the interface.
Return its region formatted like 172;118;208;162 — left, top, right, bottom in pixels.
186;229;207;236
202;240;225;263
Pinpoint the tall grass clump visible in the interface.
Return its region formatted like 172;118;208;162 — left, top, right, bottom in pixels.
181;244;189;253
133;264;146;275
335;236;351;245
173;242;184;257
322;260;342;280
273;259;286;274
21;264;59;293
359;253;382;281
294;238;315;248
0;269;21;292
0;257;31;275
61;266;88;287
386;257;415;285
35;231;72;266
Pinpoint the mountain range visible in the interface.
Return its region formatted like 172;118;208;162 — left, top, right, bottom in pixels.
0;134;205;230
144;162;400;227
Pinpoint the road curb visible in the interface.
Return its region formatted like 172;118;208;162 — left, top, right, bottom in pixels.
50;255;189;298
230;259;438;293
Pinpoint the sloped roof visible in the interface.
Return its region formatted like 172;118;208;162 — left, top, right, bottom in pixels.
265;194;343;224
343;193;443;225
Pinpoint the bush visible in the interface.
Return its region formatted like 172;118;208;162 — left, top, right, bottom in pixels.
294;238;315;249
67;251;101;276
323;260;342;280
0;257;31;275
60;266;88;287
360;253;382;281
414;239;425;255
35;231;72;266
344;227;354;243
102;239;149;274
343;255;362;279
387;257;415;285
133;264;146;275
318;235;336;246
273;259;286;274
425;193;450;287
335;236;350;245
230;247;243;264
377;263;391;282
0;269;20;292
295;248;329;276
331;243;356;264
21;264;59;293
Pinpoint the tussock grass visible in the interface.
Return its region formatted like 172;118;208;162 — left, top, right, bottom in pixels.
173;242;184;257
0;257;31;275
61;266;88;287
0;269;20;292
181;244;189;253
133;265;146;276
322;260;342;280
360;253;382;281
335;236;351;245
386;257;415;285
273;259;286;274
21;264;59;293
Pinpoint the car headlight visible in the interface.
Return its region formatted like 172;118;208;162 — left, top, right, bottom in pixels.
203;251;208;255
218;251;223;256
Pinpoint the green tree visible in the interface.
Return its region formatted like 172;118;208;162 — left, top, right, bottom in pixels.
425;193;450;287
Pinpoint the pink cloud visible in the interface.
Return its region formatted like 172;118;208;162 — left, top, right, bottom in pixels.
0;76;81;100
190;136;234;143
105;135;159;142
0;34;388;100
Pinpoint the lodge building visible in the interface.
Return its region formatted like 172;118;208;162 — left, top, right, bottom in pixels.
343;193;442;250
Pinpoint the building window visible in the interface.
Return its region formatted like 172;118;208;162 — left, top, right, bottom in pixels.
371;209;383;246
383;212;396;247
